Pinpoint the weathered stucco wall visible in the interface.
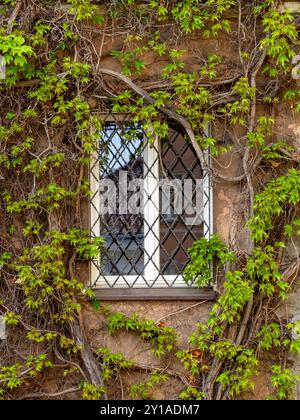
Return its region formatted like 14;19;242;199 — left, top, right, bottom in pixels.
82;301;212;399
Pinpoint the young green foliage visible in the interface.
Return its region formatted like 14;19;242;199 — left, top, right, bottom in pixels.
106;312;177;357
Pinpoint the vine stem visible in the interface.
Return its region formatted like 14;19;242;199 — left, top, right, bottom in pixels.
16;387;79;400
6;0;22;35
68;254;107;399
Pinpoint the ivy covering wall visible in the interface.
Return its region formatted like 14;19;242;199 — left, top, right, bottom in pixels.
0;0;300;400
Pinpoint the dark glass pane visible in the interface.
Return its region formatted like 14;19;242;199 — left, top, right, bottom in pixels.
99;123;145;275
159;129;204;275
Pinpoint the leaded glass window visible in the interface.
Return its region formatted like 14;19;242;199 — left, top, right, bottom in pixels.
90;115;212;293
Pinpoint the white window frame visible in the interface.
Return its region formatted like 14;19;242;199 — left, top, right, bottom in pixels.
90;120;213;292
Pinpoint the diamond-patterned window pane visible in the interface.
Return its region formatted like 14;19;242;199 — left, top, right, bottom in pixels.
90;116;212;289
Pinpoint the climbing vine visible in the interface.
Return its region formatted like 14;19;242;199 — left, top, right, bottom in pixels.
0;0;300;400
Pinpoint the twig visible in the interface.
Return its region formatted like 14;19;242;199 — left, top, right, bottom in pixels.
119;373;124;400
7;0;22;35
155;301;210;325
235;295;254;346
17;387;79;400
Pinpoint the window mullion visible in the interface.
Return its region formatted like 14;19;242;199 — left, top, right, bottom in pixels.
143;134;160;282
203;129;213;240
90;147;101;286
